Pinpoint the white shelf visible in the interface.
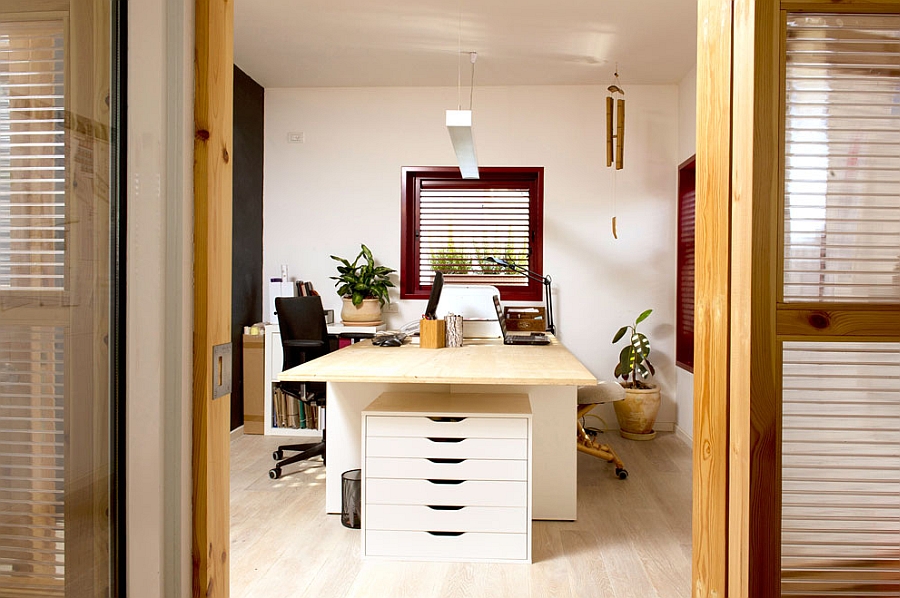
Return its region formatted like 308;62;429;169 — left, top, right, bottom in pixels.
263;323;384;436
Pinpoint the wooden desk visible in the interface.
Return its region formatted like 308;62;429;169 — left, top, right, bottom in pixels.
279;337;596;520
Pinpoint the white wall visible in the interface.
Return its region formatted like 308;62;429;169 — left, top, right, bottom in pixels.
675;66;697;444
264;84;680;429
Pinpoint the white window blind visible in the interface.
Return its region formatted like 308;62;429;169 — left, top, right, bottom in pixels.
0;325;66;594
783;14;900;303
782;342;900;597
418;188;531;287
0;21;66;292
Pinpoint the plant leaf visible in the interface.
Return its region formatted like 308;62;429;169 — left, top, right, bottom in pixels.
635;308;652;326
612;326;629;344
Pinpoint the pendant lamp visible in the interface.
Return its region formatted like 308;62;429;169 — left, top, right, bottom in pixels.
447;51;479;179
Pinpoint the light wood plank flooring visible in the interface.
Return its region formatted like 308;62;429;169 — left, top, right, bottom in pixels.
231;431;692;598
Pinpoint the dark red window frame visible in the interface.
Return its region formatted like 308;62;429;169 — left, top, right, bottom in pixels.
676;156;696;372
400;166;544;301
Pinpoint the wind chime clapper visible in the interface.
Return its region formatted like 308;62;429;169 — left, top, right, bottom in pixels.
606;73;625;170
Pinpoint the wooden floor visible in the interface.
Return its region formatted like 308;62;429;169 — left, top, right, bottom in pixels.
230;430;692;598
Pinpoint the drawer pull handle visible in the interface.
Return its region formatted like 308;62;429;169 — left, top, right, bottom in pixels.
427;437;465;443
427;531;464;537
427;458;465;464
427;505;464;511
427;479;465;485
427;416;466;423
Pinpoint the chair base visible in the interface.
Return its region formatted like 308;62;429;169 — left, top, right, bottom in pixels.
577;403;627;479
268;430;326;479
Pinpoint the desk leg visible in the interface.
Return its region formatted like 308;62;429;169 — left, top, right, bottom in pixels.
324;382;451;514
453;384;577;521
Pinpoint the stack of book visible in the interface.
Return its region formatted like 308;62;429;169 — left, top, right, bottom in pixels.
272;386;320;430
295;280;318;297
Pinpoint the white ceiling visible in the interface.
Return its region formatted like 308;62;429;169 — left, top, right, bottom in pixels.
234;0;698;89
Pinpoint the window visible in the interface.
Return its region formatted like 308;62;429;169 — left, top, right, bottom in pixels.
400;167;544;300
676;156;695;371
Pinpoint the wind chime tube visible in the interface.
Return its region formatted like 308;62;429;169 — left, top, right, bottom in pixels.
615;98;625;170
606;96;614;167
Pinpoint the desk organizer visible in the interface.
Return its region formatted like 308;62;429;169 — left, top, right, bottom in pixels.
419;318;446;348
361;392;532;563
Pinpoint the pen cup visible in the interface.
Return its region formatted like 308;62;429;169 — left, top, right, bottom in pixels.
419;318;446;349
445;314;463;347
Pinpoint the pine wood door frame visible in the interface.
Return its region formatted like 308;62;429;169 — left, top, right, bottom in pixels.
192;0;233;596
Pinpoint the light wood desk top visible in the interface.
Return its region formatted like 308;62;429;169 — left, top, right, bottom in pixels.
279;336;596;386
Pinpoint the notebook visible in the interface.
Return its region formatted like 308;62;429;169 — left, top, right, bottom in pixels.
492;295;550;345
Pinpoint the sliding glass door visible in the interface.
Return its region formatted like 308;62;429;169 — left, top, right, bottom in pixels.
0;1;120;595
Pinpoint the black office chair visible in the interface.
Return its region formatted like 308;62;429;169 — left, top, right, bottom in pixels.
269;296;330;479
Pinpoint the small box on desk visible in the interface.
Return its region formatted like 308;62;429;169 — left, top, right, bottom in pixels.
504;306;546;332
419;319;446;349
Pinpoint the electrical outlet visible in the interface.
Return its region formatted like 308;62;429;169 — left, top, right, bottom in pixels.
287;132;304;143
384;303;399;313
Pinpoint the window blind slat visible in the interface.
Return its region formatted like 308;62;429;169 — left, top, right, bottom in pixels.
0;20;65;293
782;340;900;597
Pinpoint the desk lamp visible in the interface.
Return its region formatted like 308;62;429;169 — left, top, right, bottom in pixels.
486;257;555;336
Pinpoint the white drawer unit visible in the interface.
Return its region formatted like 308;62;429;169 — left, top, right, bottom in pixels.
361;392;532;563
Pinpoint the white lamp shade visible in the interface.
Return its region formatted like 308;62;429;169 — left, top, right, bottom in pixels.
446;109;479;179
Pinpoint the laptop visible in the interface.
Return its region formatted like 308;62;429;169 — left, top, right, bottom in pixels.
492;295;551;345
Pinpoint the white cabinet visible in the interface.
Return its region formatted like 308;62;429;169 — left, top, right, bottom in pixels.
361;392;532;563
263;326;320;437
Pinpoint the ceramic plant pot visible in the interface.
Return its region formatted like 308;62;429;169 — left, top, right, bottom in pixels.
613;384;661;440
340;297;382;324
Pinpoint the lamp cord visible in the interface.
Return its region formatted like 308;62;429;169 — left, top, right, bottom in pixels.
457;1;462;110
469;52;476;110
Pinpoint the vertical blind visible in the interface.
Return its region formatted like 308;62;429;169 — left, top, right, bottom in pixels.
0;325;66;594
783;14;900;303
0;21;66;292
782;342;900;597
418;187;532;287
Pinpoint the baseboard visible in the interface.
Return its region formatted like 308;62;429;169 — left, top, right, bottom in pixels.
230;425;244;441
652;422;675;433
674;424;692;447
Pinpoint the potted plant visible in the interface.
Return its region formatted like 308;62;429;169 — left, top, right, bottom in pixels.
330;244;395;324
611;309;661;440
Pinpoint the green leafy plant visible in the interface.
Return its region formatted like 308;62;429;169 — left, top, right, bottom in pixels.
612;309;656;389
430;239;471;274
330;244;396;306
475;239;526;274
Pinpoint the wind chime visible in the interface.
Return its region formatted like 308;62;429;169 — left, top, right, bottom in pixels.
606;69;625;238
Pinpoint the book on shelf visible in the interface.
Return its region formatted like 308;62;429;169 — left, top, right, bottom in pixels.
285;392;301;429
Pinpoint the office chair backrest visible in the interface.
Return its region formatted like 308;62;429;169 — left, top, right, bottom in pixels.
275;296;330;371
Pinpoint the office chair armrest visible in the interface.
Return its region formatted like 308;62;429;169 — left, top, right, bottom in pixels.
282;340;325;349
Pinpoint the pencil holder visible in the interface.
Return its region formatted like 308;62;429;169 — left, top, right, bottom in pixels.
445;314;463;347
419;319;446;349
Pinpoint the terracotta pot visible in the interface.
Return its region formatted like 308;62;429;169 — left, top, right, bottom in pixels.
613;384;661;440
340;297;383;324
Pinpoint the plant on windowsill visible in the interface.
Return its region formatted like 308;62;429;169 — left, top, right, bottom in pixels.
611;309;661;440
330;244;395;324
430;239;471;275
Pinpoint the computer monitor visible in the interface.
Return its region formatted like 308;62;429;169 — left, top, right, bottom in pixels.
423;271;443;319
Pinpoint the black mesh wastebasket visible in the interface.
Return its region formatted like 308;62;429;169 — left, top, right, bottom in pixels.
341;469;361;529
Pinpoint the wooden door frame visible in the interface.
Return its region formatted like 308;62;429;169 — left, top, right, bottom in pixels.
192;0;233;596
693;1;900;597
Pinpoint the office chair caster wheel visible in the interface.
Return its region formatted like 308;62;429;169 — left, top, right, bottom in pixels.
268;467;281;480
273;450;283;460
615;468;628;480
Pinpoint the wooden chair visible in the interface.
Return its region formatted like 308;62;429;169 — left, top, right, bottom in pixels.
577;382;628;479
